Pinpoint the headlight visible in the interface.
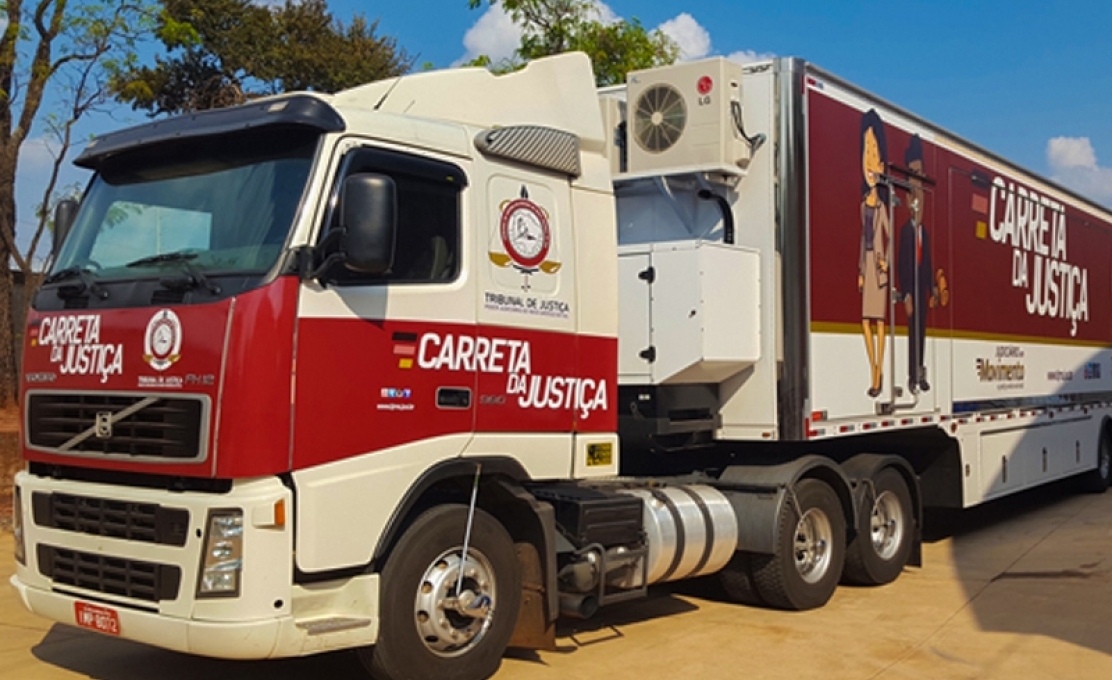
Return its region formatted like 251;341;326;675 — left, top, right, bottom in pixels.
13;486;25;565
197;509;243;597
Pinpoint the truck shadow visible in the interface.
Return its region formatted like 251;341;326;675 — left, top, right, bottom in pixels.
503;591;699;663
921;477;1080;542
924;479;1112;657
32;625;369;680
32;593;700;678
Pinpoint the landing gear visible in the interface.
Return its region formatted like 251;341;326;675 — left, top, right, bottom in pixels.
359;505;521;680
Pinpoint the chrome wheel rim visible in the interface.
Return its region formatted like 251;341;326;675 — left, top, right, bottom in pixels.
414;548;497;657
870;490;904;561
793;507;833;584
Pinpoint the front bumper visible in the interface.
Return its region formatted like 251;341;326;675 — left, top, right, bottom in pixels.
10;470;379;659
10;574;290;658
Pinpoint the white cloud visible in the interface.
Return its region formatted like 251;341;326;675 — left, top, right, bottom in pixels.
727;49;776;65
1048;136;1097;169
456;5;523;66
590;1;619;25
1047;136;1112;204
455;6;773;72
19;136;57;172
659;13;711;61
457;2;617;66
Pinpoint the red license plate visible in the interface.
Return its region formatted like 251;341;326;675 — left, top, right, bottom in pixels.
74;602;120;636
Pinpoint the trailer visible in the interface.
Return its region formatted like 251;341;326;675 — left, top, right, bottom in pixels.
11;53;1112;680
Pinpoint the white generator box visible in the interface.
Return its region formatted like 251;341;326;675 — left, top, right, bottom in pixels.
625;57;752;178
619;241;761;385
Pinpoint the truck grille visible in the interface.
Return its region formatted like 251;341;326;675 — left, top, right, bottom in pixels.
27;393;206;460
32;492;190;547
38;545;182;602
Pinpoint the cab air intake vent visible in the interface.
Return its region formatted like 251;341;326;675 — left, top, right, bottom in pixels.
475;125;581;177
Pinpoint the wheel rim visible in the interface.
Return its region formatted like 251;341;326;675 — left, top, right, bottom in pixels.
413;547;497;657
870;490;904;561
1100;440;1111;480
793;507;834;584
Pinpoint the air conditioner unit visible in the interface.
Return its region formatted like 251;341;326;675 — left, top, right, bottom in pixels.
598;92;627;176
625;58;752;178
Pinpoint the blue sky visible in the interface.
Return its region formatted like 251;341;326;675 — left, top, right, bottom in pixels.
14;0;1112;255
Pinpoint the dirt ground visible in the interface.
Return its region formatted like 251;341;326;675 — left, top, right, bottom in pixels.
0;406;20;531
3;483;1111;680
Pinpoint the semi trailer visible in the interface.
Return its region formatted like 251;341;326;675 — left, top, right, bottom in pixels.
11;52;1112;680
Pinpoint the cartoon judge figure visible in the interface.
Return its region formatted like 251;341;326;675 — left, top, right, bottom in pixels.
897;135;937;393
858;109;890;398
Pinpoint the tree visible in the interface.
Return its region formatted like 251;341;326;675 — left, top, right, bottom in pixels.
113;0;412;115
0;0;155;406
466;0;678;86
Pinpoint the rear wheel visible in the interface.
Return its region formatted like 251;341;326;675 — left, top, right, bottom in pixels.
751;479;845;610
842;468;913;585
718;551;764;606
359;504;521;680
1078;431;1112;494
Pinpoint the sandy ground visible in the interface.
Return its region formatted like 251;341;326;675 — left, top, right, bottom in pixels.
2;481;1111;680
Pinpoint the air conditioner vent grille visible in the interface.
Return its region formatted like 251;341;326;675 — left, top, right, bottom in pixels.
633;84;686;154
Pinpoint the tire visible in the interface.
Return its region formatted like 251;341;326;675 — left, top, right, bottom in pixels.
751;479;846;611
1078;431;1112;494
358;504;521;680
718;551;765;606
842;468;913;586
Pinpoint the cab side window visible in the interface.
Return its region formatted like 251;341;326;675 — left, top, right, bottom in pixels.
327;147;465;284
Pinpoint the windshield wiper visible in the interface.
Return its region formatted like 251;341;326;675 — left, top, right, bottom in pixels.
160;261;222;296
44;265;108;300
43;265;94;285
127;250;221;295
125;251;199;268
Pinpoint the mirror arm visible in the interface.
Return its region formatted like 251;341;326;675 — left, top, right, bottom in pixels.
297;228;346;284
308;252;345;284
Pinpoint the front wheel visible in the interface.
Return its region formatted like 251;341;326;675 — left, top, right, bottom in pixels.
359;504;521;680
751;479;846;610
842;468;913;585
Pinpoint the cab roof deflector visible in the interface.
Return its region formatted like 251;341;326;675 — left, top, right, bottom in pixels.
75;95;345;171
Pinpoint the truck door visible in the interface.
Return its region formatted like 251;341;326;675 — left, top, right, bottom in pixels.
470;170;581;478
292;145;476;469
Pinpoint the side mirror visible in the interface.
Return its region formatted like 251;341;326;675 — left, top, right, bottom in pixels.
340;174;396;275
53;198;79;257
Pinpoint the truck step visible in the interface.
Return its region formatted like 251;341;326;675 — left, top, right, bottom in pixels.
295;617;372;635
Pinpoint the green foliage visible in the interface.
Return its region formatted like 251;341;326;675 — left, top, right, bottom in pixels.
467;0;678;86
113;0;412;115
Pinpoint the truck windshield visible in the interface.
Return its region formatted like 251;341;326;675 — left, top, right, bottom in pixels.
52;127;319;280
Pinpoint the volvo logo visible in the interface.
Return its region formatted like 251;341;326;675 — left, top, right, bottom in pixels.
94;412;113;439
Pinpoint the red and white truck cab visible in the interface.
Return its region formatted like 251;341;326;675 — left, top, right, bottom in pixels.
13;54;625;679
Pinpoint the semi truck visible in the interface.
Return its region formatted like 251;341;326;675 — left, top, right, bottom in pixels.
10;52;1112;680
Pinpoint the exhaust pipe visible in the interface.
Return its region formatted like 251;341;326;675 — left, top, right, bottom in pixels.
559;592;599;619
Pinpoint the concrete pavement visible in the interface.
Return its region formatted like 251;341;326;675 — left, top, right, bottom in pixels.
2;482;1111;680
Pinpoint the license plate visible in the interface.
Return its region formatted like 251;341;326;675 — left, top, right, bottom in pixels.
74;601;120;636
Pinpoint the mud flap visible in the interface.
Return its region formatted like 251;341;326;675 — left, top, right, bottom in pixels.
508;541;556;651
